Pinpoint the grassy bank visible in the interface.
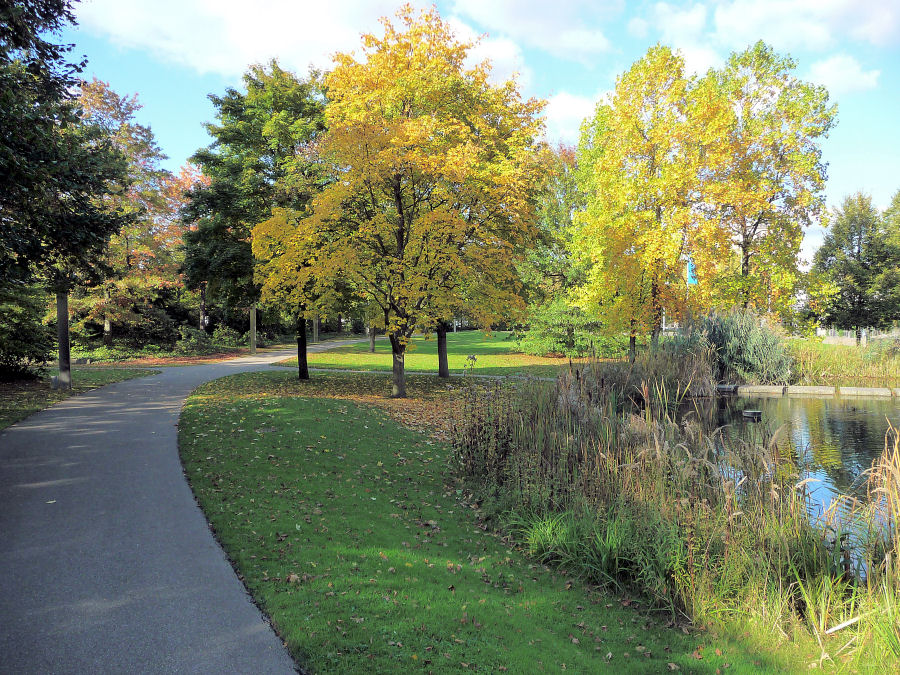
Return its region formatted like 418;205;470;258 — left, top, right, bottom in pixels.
789;339;900;387
278;331;583;377
178;371;807;673
452;367;900;672
0;367;157;430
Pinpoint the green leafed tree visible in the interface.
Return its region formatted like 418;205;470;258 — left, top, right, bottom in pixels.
1;1;131;381
813;192;900;342
182;61;326;342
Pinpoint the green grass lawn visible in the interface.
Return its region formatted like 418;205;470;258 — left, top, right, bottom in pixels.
179;371;814;673
0;367;157;430
282;331;582;377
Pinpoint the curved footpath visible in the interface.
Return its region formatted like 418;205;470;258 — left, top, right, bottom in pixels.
0;341;362;674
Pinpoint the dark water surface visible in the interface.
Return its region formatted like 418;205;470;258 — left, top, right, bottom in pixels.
681;395;900;512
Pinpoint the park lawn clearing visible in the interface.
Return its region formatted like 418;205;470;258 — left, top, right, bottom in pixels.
280;331;584;378
179;370;811;674
0;367;158;430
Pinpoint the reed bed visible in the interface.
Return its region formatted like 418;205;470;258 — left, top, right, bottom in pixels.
451;363;900;669
789;339;900;387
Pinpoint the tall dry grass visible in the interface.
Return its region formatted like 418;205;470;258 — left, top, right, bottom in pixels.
451;368;900;668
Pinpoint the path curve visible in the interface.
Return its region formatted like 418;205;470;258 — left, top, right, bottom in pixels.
0;340;361;674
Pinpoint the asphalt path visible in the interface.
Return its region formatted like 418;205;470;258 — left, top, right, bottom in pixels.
0;340;362;674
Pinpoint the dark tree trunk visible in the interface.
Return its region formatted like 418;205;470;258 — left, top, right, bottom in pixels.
249;304;257;354
297;317;309;380
437;322;450;378
389;333;406;398
629;333;636;364
369;323;376;353
56;290;71;390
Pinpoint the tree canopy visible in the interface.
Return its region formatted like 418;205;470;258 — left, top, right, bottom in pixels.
287;6;544;396
813;192;900;338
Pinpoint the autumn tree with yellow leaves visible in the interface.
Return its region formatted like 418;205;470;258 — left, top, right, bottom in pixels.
573;46;723;360
573;42;835;354
293;6;544;396
695;42;836;315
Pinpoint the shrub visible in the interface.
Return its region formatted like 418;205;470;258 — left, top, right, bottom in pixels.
699;309;792;384
211;324;243;347
0;284;54;377
516;298;625;358
174;326;215;355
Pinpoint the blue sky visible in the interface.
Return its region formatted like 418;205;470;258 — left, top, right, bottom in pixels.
63;0;900;260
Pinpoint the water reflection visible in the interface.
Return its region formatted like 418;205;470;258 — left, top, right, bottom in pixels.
681;396;900;511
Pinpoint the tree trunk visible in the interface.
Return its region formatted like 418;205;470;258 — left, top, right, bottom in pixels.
56;290;71;390
369;323;376;353
651;326;661;350
629;333;636;364
856;326;862;346
102;285;112;346
313;314;319;343
199;282;208;331
337;314;342;334
437;322;450;378
389;333;407;398
249;304;257;354
297;317;309;380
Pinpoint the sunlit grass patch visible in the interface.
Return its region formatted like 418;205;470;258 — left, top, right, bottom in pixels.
280;330;582;377
178;370;796;673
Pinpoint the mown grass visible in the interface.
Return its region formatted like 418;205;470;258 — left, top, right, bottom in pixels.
788;339;900;387
0;367;157;430
178;370;806;673
278;331;582;377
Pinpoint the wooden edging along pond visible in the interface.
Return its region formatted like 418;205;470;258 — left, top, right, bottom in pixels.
716;384;899;399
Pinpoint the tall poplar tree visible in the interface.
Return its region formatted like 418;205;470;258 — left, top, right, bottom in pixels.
698;42;836;314
573;46;721;358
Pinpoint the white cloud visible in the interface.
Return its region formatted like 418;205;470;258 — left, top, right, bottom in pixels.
808;54;880;96
75;0;430;77
543;91;604;144
627;17;649;38
451;0;620;60
651;3;721;74
447;18;533;88
711;0;900;53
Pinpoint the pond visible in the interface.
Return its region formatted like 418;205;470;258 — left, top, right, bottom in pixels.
682;395;900;515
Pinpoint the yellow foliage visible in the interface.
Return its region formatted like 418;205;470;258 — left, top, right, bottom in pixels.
306;5;545;344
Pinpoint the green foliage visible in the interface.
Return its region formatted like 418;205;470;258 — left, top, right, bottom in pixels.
1;2;132;290
516;298;620;358
700;310;792;384
0;283;54;376
211;324;243;347
183;61;325;312
813;192;900;333
174;326;215;355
